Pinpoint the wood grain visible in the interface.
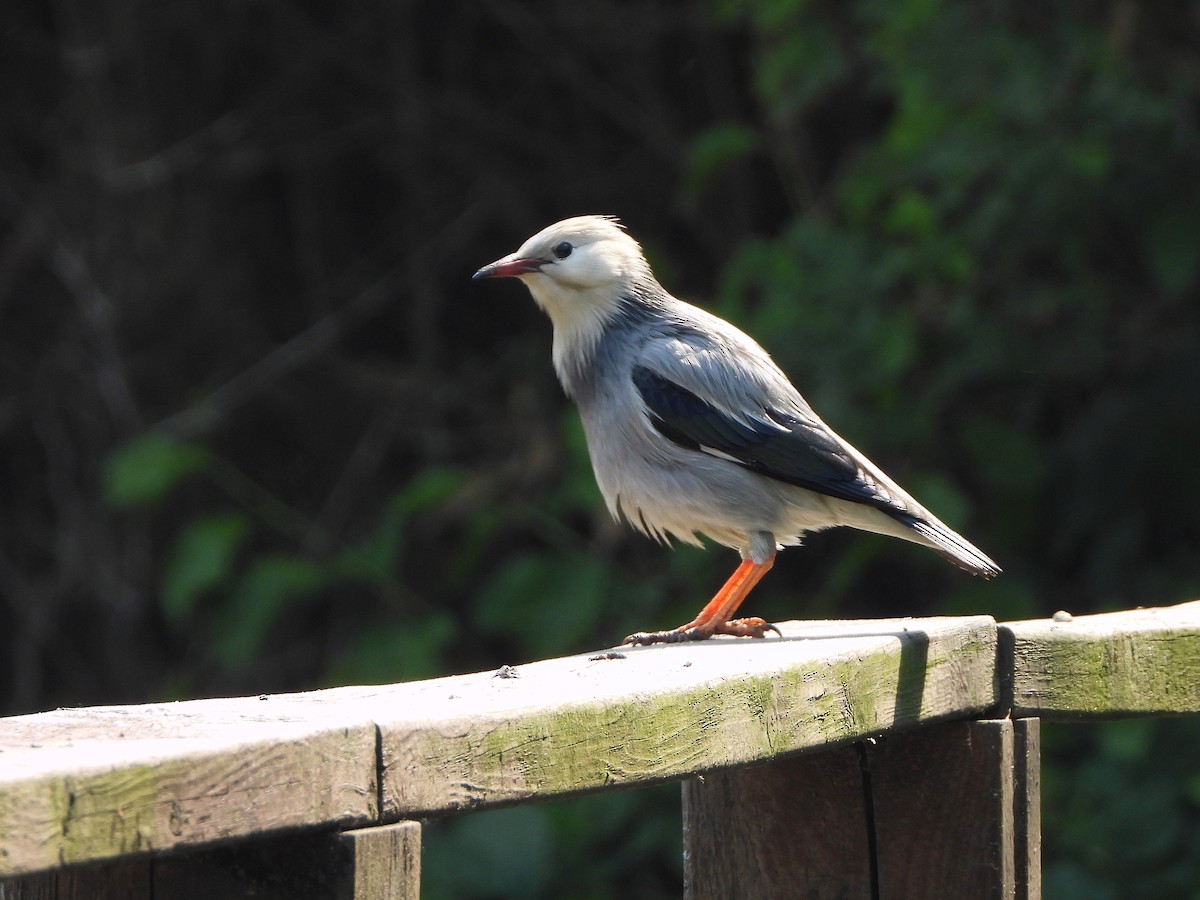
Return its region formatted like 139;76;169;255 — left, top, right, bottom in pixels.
0;699;378;877
869;719;1017;900
376;616;998;817
1001;600;1200;718
1;823;422;900
682;746;872;900
0;615;996;876
336;821;420;900
1013;719;1041;900
0;860;151;900
681;718;1039;900
8;603;1200;891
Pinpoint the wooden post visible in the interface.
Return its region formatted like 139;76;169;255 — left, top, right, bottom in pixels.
682;720;1041;900
0;860;152;900
335;822;421;900
682;745;872;900
1012;719;1041;900
869;719;1017;898
0;824;421;900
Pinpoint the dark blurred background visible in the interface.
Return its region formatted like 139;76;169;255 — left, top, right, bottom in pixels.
3;1;1199;897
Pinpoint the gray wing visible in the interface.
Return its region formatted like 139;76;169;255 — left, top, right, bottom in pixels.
630;320;1001;577
631;359;906;516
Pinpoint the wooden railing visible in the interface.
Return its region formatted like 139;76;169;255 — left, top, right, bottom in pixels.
1;601;1198;899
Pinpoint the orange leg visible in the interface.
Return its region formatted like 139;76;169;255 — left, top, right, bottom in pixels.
624;551;779;645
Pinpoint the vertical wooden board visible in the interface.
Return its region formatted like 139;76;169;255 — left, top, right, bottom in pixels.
151;830;346;899
53;861;152;900
1013;719;1041;900
336;822;421;900
0;861;152;900
869;720;1015;900
0;873;56;900
147;824;421;899
682;746;872;900
0;873;52;900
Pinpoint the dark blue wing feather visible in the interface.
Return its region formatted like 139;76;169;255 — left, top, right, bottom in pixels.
632;365;900;513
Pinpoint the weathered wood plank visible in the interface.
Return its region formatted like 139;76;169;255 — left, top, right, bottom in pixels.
680;716;1040;900
681;745;872;900
336;822;420;900
0;615;996;877
1;824;421;900
1013;719;1041;900
0;859;151;899
148;830;347;899
1001;601;1200;718
376;616;997;817
0;701;379;878
869;719;1017;900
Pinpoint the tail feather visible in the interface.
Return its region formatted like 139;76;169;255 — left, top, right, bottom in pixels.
897;514;1002;579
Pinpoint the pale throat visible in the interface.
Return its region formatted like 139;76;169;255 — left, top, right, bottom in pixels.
524;277;625;391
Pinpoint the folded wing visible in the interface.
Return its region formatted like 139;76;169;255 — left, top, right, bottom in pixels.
631;364;902;514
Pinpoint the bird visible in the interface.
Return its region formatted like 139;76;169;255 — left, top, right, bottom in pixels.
474;215;999;645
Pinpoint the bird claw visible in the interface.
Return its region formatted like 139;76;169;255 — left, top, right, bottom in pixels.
715;617;781;638
622;628;700;646
622;617;780;646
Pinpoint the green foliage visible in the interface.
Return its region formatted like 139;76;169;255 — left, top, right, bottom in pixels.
5;0;1199;895
143;462;472;674
210;555;327;670
1043;719;1200;900
424;806;555;899
422;785;682;900
474;552;614;659
326;614;457;685
162;513;251;623
683;123;760;198
333;468;468;586
104;435;211;508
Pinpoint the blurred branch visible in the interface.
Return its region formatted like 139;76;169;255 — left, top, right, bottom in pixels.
48;239;143;430
101;112;246;192
151;265;403;439
0;170;143;433
303;399;409;556
479;0;685;163
153;202;488;440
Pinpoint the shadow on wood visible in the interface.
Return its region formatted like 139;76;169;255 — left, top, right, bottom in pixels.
683;719;1041;900
1;823;421;900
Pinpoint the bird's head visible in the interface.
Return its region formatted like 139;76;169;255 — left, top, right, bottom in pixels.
473;216;652;320
474;216;661;388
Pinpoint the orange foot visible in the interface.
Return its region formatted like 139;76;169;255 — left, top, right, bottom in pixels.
623;551;779;646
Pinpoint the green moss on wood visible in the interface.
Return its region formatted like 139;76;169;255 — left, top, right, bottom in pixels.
388;630;997;816
1011;625;1200;718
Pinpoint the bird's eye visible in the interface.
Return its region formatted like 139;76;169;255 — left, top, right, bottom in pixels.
552;241;573;260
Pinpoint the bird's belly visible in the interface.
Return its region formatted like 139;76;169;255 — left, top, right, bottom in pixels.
588;432;832;551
